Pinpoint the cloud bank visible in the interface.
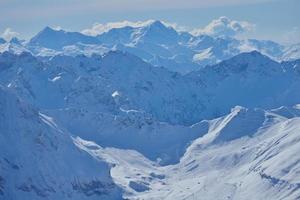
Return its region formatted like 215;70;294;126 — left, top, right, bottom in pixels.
1;28;20;41
81;20;182;36
192;16;255;37
82;20;154;36
81;17;254;38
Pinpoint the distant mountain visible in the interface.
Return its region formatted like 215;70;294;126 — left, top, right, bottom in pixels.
0;38;29;54
97;20;179;45
28;26;100;50
0;21;296;73
95;21;292;73
9;37;24;45
0;37;6;44
282;43;300;61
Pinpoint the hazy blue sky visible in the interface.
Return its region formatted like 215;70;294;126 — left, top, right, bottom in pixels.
0;0;299;43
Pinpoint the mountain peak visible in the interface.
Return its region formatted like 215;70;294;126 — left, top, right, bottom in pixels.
248;50;264;56
146;20;174;32
29;26;64;44
226;50;275;63
140;20;178;44
43;26;53;31
101;50;150;68
43;26;61;33
148;20;165;28
37;26;63;36
28;26;99;50
9;37;22;44
204;50;281;74
0;37;6;44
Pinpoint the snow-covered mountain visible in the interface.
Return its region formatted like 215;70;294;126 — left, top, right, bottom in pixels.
0;86;122;200
187;51;300;119
1;22;300;199
1;50;299;125
1;74;299;199
282;43;300;61
1;20;299;73
0;37;29;55
0;38;6;44
28;27;100;50
75;105;300;200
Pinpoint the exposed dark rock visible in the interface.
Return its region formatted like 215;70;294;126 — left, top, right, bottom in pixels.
72;179;116;196
0;176;5;195
17;182;55;197
129;181;150;192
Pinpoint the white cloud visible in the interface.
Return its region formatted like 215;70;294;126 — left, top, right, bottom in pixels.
1;28;20;41
81;17;254;39
81;20;184;36
82;20;153;36
192;16;255;38
53;26;62;31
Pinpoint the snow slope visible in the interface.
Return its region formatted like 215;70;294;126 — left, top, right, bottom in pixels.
0;86;122;200
75;106;300;200
28;27;100;50
1;50;299;126
282;43;300;61
1;44;300;199
45;107;209;165
187;51;300;117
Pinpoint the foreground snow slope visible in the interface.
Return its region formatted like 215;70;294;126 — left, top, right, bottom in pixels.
76;106;300;200
46;107;209;165
0;86;122;200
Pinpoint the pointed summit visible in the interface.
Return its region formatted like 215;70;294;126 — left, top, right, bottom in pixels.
147;20;166;28
9;37;22;45
43;26;57;32
146;20;174;32
229;50;273;63
214;50;281;74
141;20;179;44
28;26;64;48
33;26;62;39
0;37;6;44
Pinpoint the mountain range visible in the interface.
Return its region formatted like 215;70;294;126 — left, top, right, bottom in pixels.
0;20;300;200
1;20;299;73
